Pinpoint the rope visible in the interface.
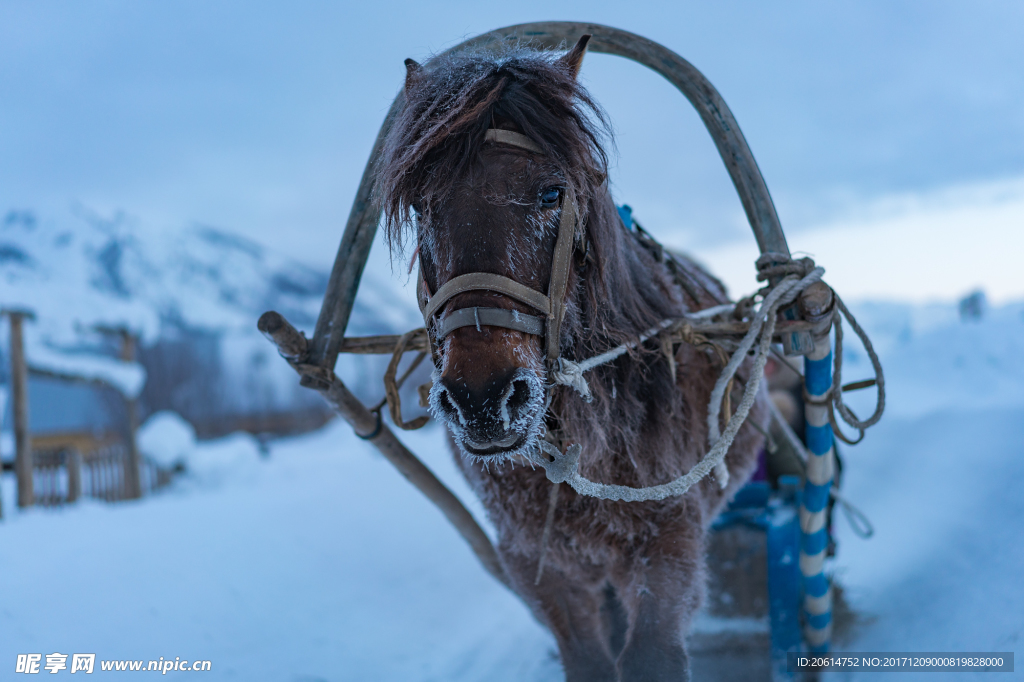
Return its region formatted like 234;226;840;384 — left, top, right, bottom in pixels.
797;296;887;446
831;295;886;436
550;319;677;402
533;265;825;501
381;328;430;430
359;246;886;506
831;485;875;539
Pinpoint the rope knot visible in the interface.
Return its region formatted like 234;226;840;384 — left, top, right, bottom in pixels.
533;441;583;484
755;252;817;282
673;321;697;344
551;357;593;402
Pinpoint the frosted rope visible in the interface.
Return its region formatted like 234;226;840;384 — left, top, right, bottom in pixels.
535;267;825;501
550;306;743;402
831;295;886;432
550;318;676;402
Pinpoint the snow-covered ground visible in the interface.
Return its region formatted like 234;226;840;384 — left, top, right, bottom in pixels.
1;298;1022;680
826;301;1024;680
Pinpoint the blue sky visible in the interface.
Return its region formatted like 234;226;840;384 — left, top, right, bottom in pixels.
2;1;1022;296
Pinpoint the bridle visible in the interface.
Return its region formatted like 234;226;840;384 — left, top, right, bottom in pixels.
417;128;580;369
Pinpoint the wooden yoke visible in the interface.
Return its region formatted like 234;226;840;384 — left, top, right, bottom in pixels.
261;22;801;595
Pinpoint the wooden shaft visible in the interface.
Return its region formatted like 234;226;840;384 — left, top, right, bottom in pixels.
340;334;427;355
8;313;33;508
258;311;309;359
260;311;510;589
687;319;816;337
799;281;835;322
327;320;815;357
309;98;406;371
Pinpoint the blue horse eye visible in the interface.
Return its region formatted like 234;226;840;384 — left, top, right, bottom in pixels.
540;188;561;206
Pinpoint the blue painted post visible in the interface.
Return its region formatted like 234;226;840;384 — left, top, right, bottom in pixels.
801;324;834;652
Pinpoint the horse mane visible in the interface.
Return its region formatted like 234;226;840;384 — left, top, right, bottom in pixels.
379;44;727;478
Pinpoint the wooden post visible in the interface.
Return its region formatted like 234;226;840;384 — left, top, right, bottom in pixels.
119;330;142;500
66;448;82;503
3;310;35;508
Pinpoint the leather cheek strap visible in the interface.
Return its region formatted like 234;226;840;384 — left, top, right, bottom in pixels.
544;188;577;362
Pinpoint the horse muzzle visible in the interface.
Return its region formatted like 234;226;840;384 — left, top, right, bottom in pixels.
428;366;546;460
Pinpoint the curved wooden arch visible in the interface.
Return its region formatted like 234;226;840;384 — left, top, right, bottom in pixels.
310;21;790;370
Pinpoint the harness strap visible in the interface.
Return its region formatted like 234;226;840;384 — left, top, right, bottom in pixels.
484;128;545;154
437;306;545;338
546;189;577;362
424;272;551;320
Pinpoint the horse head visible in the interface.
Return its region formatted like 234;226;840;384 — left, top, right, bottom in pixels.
378;36;613;463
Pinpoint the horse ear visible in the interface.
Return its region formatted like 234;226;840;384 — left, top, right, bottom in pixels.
557;34;591;80
404;58;423;95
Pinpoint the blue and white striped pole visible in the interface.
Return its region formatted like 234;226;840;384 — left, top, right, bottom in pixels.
801;321;834;652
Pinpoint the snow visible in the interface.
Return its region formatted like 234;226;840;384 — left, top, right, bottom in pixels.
1;298;1022;680
26;345;147;399
0;422;555;680
137;412;196;468
180;432;265;487
0;207;328;421
824;301;1024;681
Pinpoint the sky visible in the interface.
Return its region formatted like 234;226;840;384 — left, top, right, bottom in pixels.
2;0;1022;301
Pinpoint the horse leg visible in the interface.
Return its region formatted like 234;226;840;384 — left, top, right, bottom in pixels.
501;552;619;682
616;541;705;681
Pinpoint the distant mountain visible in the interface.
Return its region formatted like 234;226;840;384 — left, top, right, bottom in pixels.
0;206;420;438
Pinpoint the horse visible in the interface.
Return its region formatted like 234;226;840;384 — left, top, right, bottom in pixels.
378;35;770;681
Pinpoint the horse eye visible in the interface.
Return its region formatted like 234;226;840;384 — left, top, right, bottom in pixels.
539;187;561;208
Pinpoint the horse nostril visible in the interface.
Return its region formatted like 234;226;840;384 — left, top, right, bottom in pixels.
438;389;467;426
499;379;533;431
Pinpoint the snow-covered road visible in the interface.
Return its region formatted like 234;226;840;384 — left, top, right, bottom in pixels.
2;300;1022;680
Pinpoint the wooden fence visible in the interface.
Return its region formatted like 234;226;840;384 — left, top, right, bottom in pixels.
29;444;176;506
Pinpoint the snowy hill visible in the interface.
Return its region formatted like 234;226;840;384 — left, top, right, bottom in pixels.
0;205;421;435
1;296;1022;680
1;207;326;345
